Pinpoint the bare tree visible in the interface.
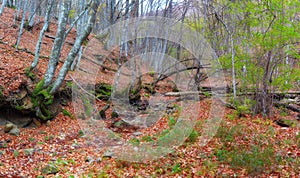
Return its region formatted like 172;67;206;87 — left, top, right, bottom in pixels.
0;0;7;16
214;8;237;99
44;0;70;87
28;0;37;30
15;0;29;49
31;0;55;70
50;0;100;94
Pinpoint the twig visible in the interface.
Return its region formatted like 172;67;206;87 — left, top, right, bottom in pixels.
68;75;103;102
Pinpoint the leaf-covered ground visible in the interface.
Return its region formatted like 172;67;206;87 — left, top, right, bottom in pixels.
0;6;300;177
0;102;299;177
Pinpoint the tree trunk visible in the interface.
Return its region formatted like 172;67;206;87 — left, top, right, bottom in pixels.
50;0;99;94
31;0;55;70
28;0;37;29
15;0;29;49
44;0;70;87
0;0;7;16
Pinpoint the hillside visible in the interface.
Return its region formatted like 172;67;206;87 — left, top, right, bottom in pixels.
0;5;300;177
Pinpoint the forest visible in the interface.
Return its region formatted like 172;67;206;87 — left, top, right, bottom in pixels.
0;0;299;177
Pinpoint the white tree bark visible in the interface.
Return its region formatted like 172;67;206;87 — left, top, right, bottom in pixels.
230;33;237;98
71;0;88;70
15;0;29;49
0;0;7;16
7;0;12;7
63;0;92;40
50;0;100;94
44;0;70;87
28;0;37;28
213;8;237;99
31;0;55;70
16;0;22;18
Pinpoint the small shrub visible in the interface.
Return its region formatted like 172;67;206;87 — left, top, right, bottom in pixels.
235;105;251;117
215;144;275;174
215;149;230;162
231;145;274;174
230;98;253;117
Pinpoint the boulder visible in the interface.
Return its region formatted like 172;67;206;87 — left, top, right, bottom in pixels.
9;127;20;136
276;119;299;128
8;116;32;128
4;123;14;133
23;148;35;156
103;149;114;158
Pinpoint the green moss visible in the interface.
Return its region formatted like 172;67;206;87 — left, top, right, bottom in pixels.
187;129;199;143
37;89;53;105
0;85;3;96
38;104;52;120
31;78;56;120
24;67;36;81
9;5;17;9
66;81;73;88
41;163;59;175
99;109;106;119
171;163;181;174
143;84;155;94
95;83;112;100
82;39;88;46
14;105;24;111
111;110;119;119
277;119;298;128
62;109;74;119
33;78;45;95
81;95;93;117
148;70;155;76
168;116;176;127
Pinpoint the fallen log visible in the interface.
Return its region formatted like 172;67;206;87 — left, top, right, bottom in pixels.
274;102;300;113
164;90;300;97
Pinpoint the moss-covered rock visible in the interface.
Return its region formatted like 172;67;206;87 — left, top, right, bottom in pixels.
95;83;112;100
129;78;142;104
31;78;57;120
276;119;299;128
41;164;59;175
